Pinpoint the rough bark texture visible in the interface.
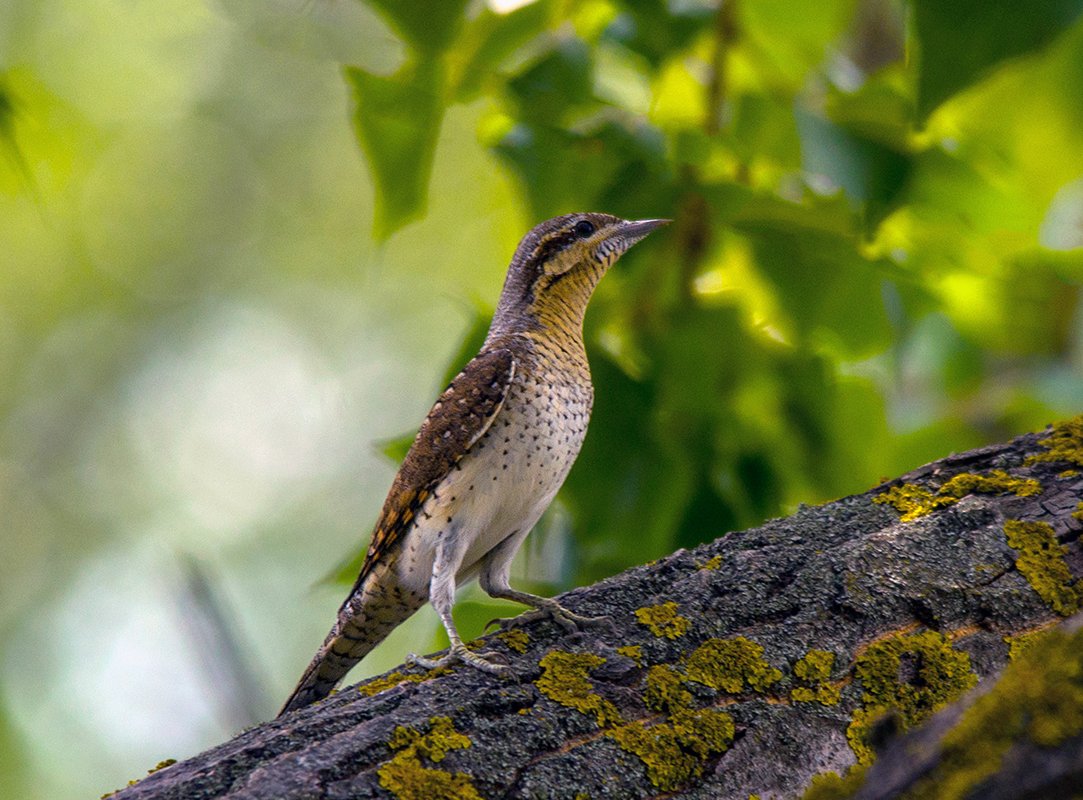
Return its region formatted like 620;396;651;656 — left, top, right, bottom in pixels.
846;615;1083;800
113;420;1083;800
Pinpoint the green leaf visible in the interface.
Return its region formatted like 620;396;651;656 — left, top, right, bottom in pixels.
494;118;667;220
650;307;790;530
796;70;917;233
734;203;894;358
506;37;593;124
365;0;470;56
913;0;1083;117
0;82;15;150
823;68;915;148
0;78;31;184
727;92;803;169
739;0;858;88
606;0;713;68
345;57;445;240
450;0;553;101
796;108;913;232
377;432;414;465
995;252;1081;355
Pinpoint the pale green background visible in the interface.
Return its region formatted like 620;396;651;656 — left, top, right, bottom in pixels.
1;2;535;796
3;1;1083;798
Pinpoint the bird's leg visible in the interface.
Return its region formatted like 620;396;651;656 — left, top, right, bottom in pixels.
478;536;607;633
406;531;513;677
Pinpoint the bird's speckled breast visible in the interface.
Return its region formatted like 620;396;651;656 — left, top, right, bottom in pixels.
483;340;593;492
394;335;593;588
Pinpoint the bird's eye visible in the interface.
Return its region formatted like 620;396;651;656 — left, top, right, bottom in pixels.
573;220;596;238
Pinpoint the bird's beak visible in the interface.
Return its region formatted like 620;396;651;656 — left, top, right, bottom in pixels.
616;218;671;246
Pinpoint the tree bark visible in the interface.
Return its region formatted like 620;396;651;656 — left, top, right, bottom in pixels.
112;419;1083;800
849;612;1083;800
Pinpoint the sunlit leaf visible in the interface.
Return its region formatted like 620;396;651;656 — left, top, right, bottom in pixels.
345;57;445;239
736;210;893;358
365;0;471;56
450;0;553;101
740;0;858;87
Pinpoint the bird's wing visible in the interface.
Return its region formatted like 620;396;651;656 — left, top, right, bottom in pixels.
344;347;517;602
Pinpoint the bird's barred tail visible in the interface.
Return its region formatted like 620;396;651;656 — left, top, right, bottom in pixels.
278;576;426;716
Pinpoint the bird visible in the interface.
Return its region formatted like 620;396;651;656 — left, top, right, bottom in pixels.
278;213;668;716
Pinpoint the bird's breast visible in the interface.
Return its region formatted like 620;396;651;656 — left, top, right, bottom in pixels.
457;365;593;563
493;365;593;484
394;358;593;590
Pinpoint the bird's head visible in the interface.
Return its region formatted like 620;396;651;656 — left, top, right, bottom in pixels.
491;213;669;336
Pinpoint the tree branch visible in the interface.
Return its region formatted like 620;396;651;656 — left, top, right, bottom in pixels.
111;418;1083;800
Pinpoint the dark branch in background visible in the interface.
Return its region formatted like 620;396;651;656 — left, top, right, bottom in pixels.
177;556;271;731
109;418;1083;800
847;0;906;75
706;0;738;138
642;0;738;321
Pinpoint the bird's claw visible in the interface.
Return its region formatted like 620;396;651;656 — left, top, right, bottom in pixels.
406;646;514;679
405;651;450;671
487;602;608;634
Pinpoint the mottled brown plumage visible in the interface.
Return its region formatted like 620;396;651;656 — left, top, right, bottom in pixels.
279;213;667;716
349;348;516;598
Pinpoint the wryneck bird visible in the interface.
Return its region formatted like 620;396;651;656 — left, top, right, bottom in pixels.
279;213;668;716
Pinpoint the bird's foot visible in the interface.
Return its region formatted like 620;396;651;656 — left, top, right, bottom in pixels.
406;644;514;679
488;599;608;634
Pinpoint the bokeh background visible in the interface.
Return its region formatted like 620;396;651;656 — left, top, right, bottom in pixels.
2;0;1082;796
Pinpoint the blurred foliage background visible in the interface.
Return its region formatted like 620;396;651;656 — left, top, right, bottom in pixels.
2;0;1082;796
